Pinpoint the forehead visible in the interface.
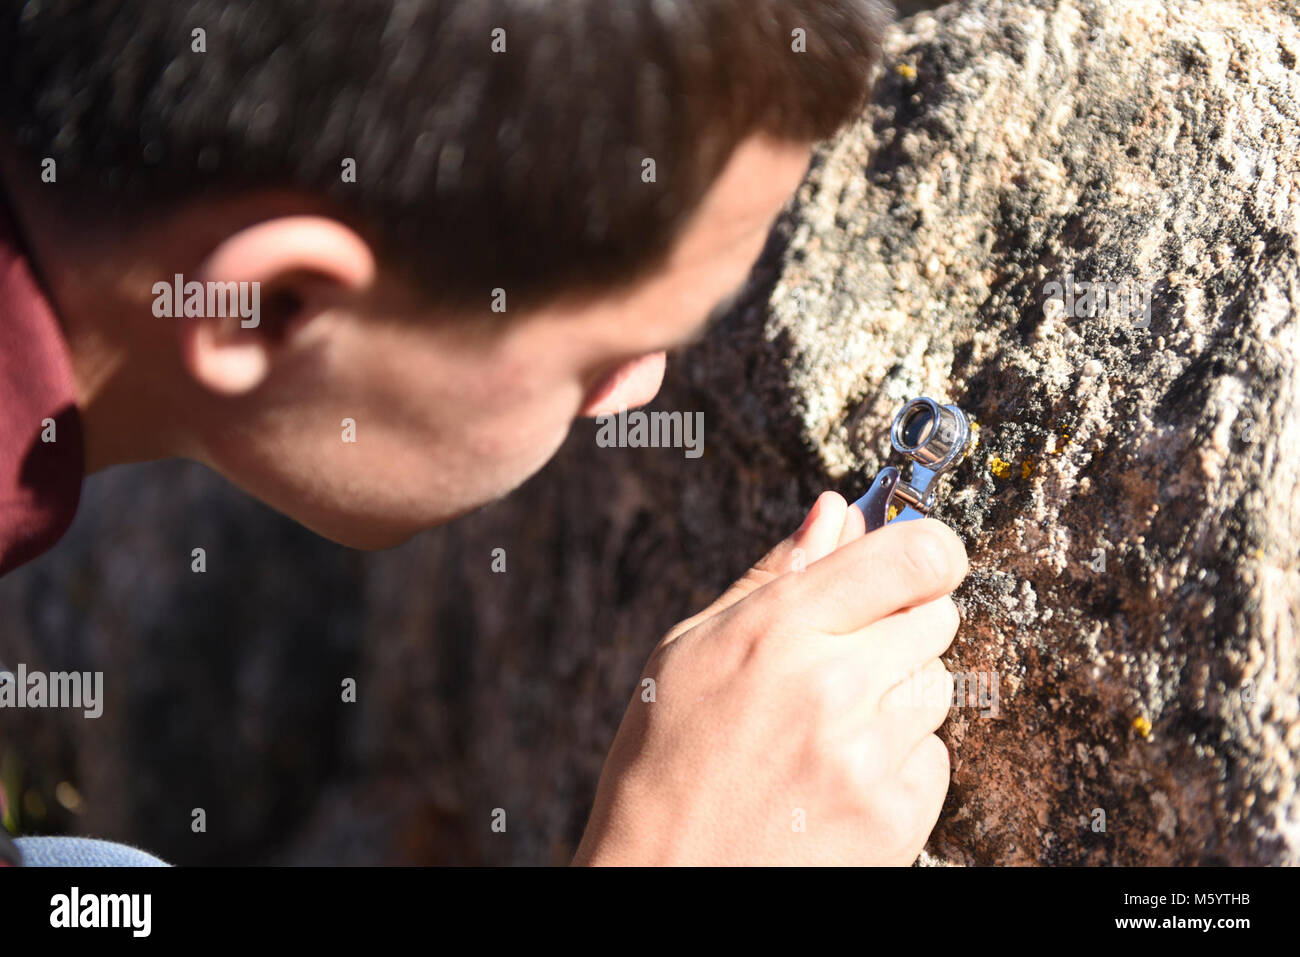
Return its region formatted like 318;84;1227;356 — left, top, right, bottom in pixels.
556;134;814;355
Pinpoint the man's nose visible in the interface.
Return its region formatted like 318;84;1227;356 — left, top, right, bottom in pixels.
578;352;667;418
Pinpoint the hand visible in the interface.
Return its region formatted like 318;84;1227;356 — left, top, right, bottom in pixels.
574;491;968;865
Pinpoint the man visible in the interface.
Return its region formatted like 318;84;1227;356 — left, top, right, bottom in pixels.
0;0;967;865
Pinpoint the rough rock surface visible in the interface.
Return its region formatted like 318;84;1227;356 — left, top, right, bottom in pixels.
759;0;1300;868
2;0;1298;864
746;0;1300;865
629;0;1300;865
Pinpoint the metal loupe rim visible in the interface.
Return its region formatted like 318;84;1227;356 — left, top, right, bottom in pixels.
890;397;971;472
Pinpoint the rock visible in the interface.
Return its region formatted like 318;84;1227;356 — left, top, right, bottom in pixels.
763;0;1300;866
656;0;1300;865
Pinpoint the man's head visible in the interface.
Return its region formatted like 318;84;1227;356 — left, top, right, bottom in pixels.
0;0;889;547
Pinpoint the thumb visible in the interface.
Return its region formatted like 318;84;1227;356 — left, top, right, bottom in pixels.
661;491;850;645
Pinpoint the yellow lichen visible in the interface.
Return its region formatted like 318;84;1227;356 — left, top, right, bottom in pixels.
1132;715;1152;739
989;455;1012;479
895;63;917;80
968;420;981;451
886;503;901;522
1021;457;1034;479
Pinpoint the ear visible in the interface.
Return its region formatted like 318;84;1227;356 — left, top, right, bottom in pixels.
178;216;376;396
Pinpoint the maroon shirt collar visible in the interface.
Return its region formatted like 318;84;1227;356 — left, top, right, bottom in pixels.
0;192;84;577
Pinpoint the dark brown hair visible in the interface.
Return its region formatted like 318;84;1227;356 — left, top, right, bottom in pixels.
0;0;890;310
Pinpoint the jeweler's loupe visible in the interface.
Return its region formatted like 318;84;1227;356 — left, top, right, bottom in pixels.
853;397;971;532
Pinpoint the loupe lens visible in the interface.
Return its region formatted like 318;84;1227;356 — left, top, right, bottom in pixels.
891;397;970;472
899;406;933;450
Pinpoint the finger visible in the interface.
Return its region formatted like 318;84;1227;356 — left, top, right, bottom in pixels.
861;596;962;688
796;491;848;568
900;733;951;818
744;491;846;583
878;658;955;741
751;517;968;637
828;602;958;725
837;498;867;548
844;696;950;776
896;733;951;858
660;490;848;646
